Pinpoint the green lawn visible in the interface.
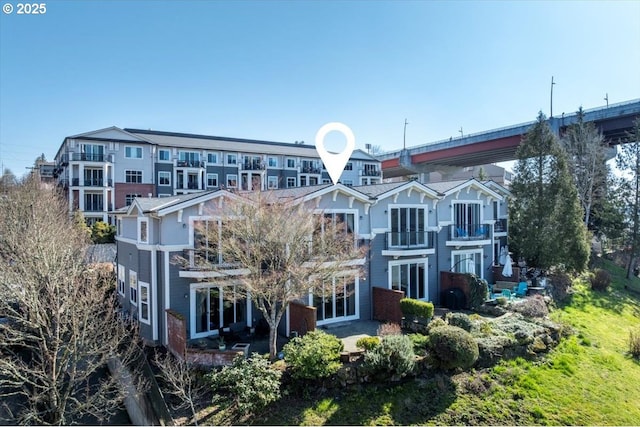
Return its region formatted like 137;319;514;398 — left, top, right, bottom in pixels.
251;259;640;426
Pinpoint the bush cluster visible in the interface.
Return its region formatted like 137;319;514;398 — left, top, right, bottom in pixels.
590;268;611;292
511;295;549;318
283;330;343;380
630;328;640;359
363;334;416;380
468;275;489;309
399;298;434;320
355;336;380;351
427;325;479;370
408;333;429;356
445;312;473;332
427;317;447;332
207;354;282;415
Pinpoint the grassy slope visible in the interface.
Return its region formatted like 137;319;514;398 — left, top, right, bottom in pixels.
254;259;640;426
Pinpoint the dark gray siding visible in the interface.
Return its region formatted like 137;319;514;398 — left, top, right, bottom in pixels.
155;163;173;196
156;250;166;344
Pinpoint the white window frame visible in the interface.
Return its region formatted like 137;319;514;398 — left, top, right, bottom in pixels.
125;194;142;206
268;156;278;168
451;249;484;278
226;174;237;188
286;158;296;169
139;281;150;324
388;204;428;247
129;270;138;306
226;153;237;165
388;258;429;300
342;179;354;186
158;149;171;162
207;173;218;188
287;177;297;187
344;162;353;171
125;170;143;184
207;152;219;164
158;171;171;186
308;270;360;326
125;146;143;159
267;176;278;189
189;282;250;339
117;264;125;296
138;217;149;244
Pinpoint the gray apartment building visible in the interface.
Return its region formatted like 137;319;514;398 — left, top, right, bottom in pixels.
51;126;382;224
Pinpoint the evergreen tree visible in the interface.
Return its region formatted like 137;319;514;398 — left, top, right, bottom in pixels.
91;220;116;243
509;112;590;272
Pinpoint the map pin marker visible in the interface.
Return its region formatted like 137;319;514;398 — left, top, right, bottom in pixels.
315;122;355;185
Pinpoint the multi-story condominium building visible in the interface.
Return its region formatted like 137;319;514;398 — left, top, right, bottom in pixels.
114;178;508;346
52;126;382;224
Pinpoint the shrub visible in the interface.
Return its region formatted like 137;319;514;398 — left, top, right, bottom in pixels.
283;330;343;380
549;271;572;302
427;317;447;332
468;275;489;309
377;322;402;337
408;333;429;356
590;268;611;292
630;328;640;359
400;298;434;320
445;312;473;332
356;336;380;351
511;295;549;318
496;296;508;306
363;334;416;380
207;354;282;415
427;325;479;370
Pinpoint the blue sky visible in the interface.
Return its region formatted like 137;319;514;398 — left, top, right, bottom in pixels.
1;0;639;177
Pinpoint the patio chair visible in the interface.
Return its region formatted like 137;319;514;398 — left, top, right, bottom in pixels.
513;282;528;298
456;227;468;239
474;225;487;238
501;289;513;300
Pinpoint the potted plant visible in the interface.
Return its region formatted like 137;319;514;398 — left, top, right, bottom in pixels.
218;336;226;351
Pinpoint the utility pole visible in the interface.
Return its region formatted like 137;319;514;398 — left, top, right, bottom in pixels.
403;119;409;150
459;127;464;138
550;76;556;118
604;93;609;107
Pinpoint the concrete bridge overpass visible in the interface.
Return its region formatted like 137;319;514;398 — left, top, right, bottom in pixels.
379;99;640;179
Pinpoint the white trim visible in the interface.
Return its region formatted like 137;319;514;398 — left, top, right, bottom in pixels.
450;248;484;279
179;268;250;279
138;217;149;244
387;258;429;301
158;171;171;186
163;250;170;345
188;282;250;339
138;281;151;325
125;169;143;184
117;264;125;296
158;148;171;162
308;270;360;326
129;270;138;306
151;248;158;340
206;173;219;188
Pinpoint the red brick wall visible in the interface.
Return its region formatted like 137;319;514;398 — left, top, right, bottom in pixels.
372;287;404;324
290;301;316;336
185;349;243;367
114;183;155;209
166;310;186;360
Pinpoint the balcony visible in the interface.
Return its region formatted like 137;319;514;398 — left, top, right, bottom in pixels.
447;224;491;246
301;166;321;174
71;178;113;187
494;218;508;234
385;231;435;250
177;160;204;168
362;168;381;176
71;153;107;162
57;179;69;189
186;182;204;190
241;161;266;171
84;204;105;212
57;154;69;167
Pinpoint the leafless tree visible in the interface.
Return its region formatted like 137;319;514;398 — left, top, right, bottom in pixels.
180;190;366;359
0;178;139;425
561;107;608;227
152;350;206;426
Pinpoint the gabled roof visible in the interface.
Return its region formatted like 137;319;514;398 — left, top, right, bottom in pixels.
56;126;156;160
125;190;232;216
354;180;440;200
425;178;503;200
264;183;372;205
482;180;512;197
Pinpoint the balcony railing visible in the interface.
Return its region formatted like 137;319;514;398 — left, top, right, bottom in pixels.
449;224;490;241
84;204;104;212
362;168;381;176
72;153;106;162
385;231;435;250
177;160;204;168
71;178;113;187
57;154;69;167
494;218;508;233
186;182;203;190
57;179;69;189
241;161;266;171
301;166;321;174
